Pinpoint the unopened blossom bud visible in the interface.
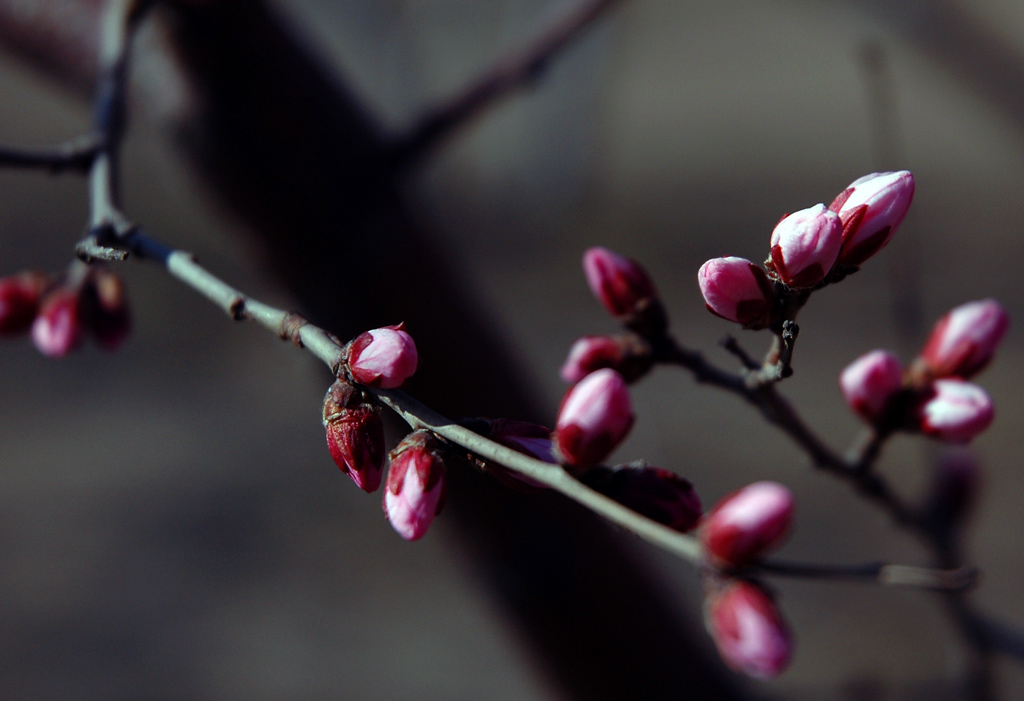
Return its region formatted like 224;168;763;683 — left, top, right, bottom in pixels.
925;449;980;527
383;430;447;541
582;247;667;335
560;335;650;384
697;257;776;329
839;350;905;424
917;379;994;444
562;336;624;384
554;368;634;468
767;204;843;288
706;580;793;679
0;271;48;336
918;299;1009;380
346;323;418;389
87;269;132;351
488;419;557;464
480;418;555;490
829;170;914;267
702;481;794;566
323;379;386;493
585;465;702;532
31;288;84;358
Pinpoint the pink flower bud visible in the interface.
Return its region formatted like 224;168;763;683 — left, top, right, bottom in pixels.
383;430;447;541
706;580;793;679
31;288;84;358
767;204;843;288
323;380;386;493
839;350;905;424
917;379;994;444
554;368;635;467
702;481;794;566
587;465;703;532
582;247;658;319
87;269;132;351
697;257;776;329
561;336;626;384
559;335;651;384
0;271;48;336
347;323;418;389
829;170;914;267
918;299;1009;379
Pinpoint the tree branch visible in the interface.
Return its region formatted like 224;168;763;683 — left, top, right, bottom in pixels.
387;0;624;168
111;226;965;593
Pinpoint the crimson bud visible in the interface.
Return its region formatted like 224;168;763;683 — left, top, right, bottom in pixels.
31;288;84;358
697;257;776;329
582;247;667;335
925;449;980;528
383;430;447;541
918;299;1009;380
323;379;386;493
839;350;905;424
87;268;132;351
0;271;48;336
702;481;794;566
916;379;994;444
347;324;418;389
706;580;793;679
829;170;914;267
554;368;635;468
767;204;843;288
560;335;650;384
586;465;702;532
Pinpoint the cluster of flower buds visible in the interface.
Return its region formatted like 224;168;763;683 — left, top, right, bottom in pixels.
699;171;915;328
383;430;448;541
705;579;793;679
582;247;668;337
583;463;703;532
0;267;131;357
324;325;452;540
559;248;666;390
561;250;709;529
839;299;1008;443
698;482;796;678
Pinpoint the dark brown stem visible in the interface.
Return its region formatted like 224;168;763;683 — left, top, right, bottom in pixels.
0;135;100;172
656;334;921;527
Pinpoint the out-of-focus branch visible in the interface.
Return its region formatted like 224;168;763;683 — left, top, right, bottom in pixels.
0;135;100;172
388;0;624;168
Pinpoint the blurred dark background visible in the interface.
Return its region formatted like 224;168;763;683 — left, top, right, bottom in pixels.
1;1;1022;698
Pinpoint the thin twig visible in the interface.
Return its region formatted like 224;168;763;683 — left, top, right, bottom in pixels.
720;335;760;371
388;0;623;168
0;135;101;173
655;335;922;523
751;559;977;591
